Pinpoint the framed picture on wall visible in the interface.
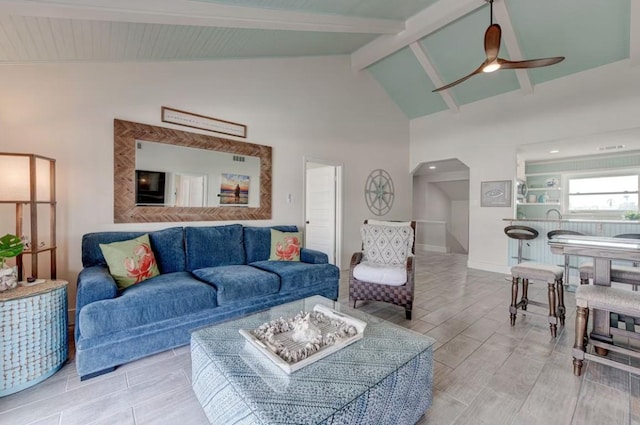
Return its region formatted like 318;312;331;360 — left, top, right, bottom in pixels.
481;180;512;207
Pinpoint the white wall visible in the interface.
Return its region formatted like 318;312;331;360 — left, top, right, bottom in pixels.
451;200;469;251
410;60;640;274
0;55;410;316
413;176;451;221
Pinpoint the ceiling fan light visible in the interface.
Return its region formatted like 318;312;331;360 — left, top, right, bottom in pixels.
483;62;501;73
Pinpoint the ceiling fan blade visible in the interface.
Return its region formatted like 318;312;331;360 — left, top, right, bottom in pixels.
497;56;565;69
432;62;485;92
484;24;501;62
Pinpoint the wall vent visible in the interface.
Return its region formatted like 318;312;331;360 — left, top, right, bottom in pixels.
597;144;626;151
233;155;245;162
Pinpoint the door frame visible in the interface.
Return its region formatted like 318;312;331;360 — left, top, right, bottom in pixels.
303;157;343;269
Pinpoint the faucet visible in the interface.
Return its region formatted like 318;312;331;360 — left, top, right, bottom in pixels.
546;208;562;220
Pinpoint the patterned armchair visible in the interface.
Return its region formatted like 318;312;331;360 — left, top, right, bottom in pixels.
349;220;416;320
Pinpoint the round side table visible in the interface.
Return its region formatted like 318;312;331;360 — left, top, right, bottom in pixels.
0;279;68;396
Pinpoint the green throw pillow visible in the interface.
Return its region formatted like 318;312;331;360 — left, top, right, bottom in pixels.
269;229;302;261
99;234;160;290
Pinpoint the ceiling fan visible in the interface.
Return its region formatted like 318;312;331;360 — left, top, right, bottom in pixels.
432;0;564;92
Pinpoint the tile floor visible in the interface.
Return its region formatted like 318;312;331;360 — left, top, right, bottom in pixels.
1;251;638;424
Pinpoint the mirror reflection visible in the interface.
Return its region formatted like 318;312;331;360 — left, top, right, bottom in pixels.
113;119;272;223
134;140;260;208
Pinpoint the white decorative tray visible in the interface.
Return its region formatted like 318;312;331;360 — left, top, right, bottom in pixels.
239;304;367;374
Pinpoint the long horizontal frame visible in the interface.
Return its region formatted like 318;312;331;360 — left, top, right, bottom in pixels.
161;106;247;138
113;119;271;223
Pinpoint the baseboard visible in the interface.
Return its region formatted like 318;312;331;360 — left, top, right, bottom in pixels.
466;260;511;275
416;243;448;253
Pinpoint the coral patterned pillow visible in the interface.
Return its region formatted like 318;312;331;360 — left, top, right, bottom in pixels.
99;234;160;290
269;229;302;261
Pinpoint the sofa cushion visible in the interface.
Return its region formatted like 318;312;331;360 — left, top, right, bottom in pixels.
82;227;186;273
269;228;301;261
192;265;280;304
185;225;246;271
99;234;161;290
250;261;339;293
244;226;299;263
78;272;217;339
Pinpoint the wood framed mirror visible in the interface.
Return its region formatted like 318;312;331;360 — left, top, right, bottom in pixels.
114;119;272;223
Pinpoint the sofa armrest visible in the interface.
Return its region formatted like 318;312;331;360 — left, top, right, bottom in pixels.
76;266;118;309
300;248;329;264
75;266;118;342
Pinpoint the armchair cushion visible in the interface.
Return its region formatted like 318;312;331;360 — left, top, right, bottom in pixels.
353;261;407;286
361;224;414;265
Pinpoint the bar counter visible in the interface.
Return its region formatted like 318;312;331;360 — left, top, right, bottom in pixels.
503;218;640;284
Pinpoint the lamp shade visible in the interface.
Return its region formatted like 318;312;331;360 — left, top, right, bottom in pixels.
0;153;52;202
0;154;30;201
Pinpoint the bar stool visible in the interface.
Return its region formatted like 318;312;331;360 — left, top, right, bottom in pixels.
504;225;539;264
510;262;565;337
547;230;584;291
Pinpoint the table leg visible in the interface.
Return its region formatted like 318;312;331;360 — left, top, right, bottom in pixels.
590;258;613;354
510;277;518;326
556;278;565;326
547;281;558;338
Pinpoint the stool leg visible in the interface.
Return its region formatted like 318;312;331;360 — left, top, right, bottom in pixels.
573;306;589;376
556;278;565;326
510;277;519;326
521;278;529;311
547;281;558;337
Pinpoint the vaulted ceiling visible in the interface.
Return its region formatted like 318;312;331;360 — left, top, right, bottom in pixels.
0;0;636;119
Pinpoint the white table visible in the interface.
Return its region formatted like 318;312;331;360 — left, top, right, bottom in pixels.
549;235;640;345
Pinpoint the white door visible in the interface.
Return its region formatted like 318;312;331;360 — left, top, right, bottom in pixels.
175;173;206;207
305;162;339;265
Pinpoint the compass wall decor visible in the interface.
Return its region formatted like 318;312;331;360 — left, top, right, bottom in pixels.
364;169;394;216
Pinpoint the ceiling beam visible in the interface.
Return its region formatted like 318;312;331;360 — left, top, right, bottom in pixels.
0;0;404;34
491;0;533;94
409;42;459;113
351;0;483;71
631;0;640;67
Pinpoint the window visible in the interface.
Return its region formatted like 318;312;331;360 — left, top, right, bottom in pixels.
567;174;638;213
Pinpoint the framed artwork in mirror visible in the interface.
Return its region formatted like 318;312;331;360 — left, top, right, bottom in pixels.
481;180;512;207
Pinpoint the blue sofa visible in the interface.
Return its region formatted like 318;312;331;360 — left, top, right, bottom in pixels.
75;224;340;380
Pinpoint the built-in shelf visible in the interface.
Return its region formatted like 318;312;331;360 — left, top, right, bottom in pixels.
527;187;562;191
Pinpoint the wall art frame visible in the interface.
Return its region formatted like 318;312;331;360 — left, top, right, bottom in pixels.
161;106;247;138
480;180;512;207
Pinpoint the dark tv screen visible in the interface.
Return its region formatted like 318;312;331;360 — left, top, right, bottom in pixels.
135;170;166;205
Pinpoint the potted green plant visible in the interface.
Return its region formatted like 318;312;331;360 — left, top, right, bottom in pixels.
624;211;640;220
0;233;24;291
